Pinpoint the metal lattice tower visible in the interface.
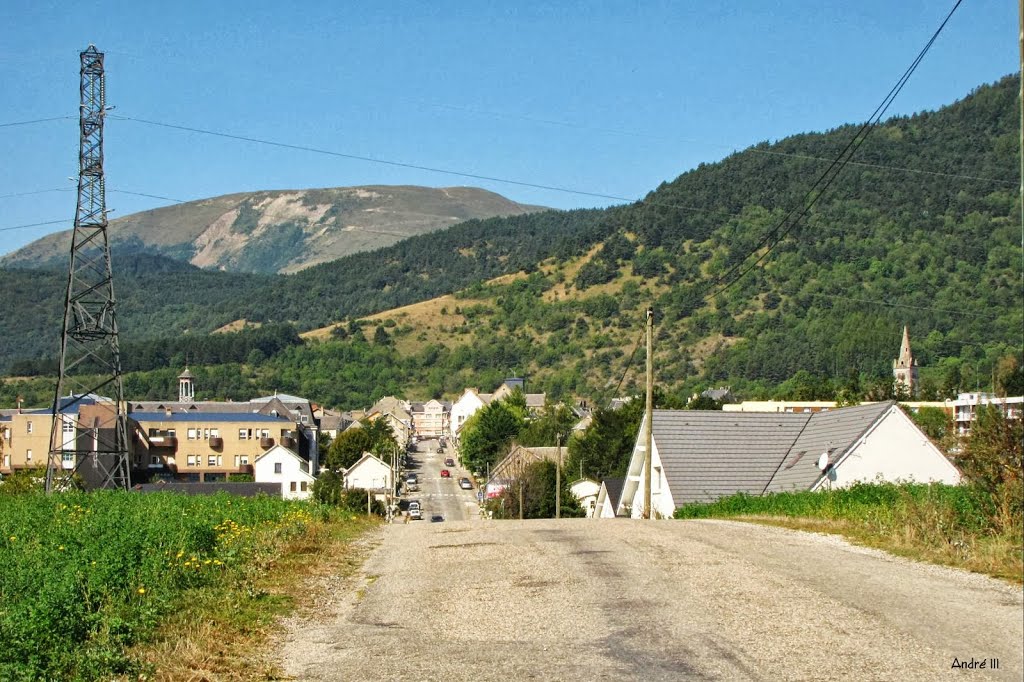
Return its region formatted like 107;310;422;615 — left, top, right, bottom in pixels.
46;45;131;492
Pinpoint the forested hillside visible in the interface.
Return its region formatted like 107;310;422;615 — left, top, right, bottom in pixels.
2;75;1020;407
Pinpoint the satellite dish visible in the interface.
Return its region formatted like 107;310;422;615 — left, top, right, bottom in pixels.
817;453;829;471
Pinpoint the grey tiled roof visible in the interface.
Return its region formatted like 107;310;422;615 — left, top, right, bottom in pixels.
602;477;625;510
766;401;894;494
652;409;809;504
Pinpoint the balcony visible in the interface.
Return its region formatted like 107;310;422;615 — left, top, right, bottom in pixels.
260;436;275;449
209;436;224;449
281;436;297;450
148;435;178;448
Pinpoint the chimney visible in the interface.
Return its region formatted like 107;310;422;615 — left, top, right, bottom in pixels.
164;407;173;418
16;395;23;414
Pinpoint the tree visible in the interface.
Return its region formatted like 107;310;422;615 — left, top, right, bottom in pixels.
491;460;586;519
460;400;526;474
324;428;374;471
518;400;577;447
994;355;1024;397
956;406;1023;535
324;418;398;471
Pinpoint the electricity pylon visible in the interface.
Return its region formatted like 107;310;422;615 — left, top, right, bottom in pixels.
46;45;131;492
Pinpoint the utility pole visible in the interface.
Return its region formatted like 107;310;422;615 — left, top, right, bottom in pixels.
47;45;130;493
555;433;561;519
643;307;654;519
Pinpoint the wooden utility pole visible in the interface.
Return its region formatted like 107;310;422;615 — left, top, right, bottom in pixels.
555;433;562;519
643;307;654;520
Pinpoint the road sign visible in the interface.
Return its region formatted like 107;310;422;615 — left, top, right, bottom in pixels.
477;491;484;501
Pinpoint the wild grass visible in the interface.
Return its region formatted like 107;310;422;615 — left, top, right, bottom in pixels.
674;482;1023;584
0;491;376;681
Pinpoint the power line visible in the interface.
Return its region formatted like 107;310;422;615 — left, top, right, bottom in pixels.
110;115;639;205
0;218;69;233
0;188;73;199
110;189;185;203
0;115;73;128
704;0;966;302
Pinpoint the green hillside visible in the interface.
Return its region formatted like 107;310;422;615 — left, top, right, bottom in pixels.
2;75;1020;407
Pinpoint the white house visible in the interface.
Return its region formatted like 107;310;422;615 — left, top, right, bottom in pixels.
450;389;487;440
343;452;393;492
253;444;315;500
569;478;601;518
619;401;961;519
594;478;625;519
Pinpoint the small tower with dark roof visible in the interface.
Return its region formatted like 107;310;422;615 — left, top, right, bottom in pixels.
178;368;195;403
892;326;918;397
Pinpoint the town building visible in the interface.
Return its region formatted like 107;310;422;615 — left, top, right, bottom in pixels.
618;402;960;519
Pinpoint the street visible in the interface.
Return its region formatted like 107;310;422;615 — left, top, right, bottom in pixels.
402;438;479;523
278;517;1023;681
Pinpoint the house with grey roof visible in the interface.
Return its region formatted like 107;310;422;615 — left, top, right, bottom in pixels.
595;477;625;519
619;402;961;519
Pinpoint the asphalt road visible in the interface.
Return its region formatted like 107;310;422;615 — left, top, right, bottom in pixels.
402;439;479;523
279;517;1022;681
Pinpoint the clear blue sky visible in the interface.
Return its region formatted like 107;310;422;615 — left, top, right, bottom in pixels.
0;0;1018;257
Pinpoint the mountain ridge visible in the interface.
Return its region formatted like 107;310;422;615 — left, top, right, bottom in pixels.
1;185;547;274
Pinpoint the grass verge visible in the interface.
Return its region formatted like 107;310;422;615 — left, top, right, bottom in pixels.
674;482;1023;584
127;510;380;681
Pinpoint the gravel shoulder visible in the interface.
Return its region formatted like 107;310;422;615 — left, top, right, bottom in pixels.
277;518;1023;681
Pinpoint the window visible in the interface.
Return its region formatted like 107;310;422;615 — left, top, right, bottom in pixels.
187;428;198;440
167;429;176;437
300;415;309;424
187;455;197;467
290;482;297;492
259;429;269;439
238;429;250;440
26;449;32;461
208;455;217;467
209;428;220;438
150;455;162;466
63;420;75;434
3;455;9;468
239;455;249;466
300;481;308;492
274;462;282;474
26;421;33;434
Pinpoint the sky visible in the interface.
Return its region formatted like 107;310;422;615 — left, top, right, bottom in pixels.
0;0;1018;257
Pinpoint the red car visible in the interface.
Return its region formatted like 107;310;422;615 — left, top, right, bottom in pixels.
440;469;451;478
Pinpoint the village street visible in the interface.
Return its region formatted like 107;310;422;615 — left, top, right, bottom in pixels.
278;518;1023;681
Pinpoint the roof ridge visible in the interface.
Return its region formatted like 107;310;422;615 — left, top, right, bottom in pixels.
762;413;814;494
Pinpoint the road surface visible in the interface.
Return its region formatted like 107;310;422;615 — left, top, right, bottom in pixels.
279;517;1022;681
401;438;478;523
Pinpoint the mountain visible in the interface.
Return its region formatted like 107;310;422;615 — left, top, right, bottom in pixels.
1;75;1020;406
0;185;546;274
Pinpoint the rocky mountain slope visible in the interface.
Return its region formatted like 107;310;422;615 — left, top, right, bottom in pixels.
1;185;545;274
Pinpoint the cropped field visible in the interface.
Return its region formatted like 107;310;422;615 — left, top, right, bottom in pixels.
674;482;1023;583
0;491;372;681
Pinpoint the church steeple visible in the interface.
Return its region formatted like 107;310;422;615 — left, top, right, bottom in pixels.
893;326;918;396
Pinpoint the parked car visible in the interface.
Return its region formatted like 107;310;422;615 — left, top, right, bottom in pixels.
406;473;418;485
430;514;444;523
440;469;451;478
458;477;473;490
444;457;455;467
408;501;422;520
